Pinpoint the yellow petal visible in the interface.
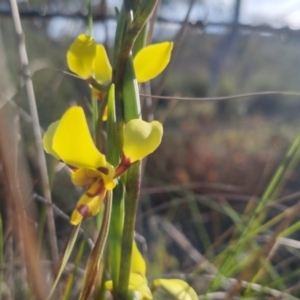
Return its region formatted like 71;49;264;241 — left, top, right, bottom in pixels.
67;34;96;79
53;106;107;169
131;241;146;278
133;42;173;83
105;274;152;300
123;119;163;162
102;174;117;190
128;274;152;300
71;168;102;186
105;280;113;290
153;279;198;300
70;210;83;225
94;45;112;84
43;120;60;160
71;165;115;189
70;180;106;225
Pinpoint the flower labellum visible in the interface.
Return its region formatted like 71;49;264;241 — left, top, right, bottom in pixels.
123;119;163;163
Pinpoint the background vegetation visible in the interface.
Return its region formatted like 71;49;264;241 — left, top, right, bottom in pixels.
2;0;300;298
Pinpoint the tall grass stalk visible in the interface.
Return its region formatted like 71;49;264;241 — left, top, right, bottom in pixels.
9;0;58;265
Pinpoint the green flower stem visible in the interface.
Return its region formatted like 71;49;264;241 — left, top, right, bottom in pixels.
85;0;98;134
115;0;158;89
123;59;141;121
113;5;127;72
132;23;147;57
117;162;141;299
86;0;93;36
109;183;124;292
110;2;157;298
115;44;140;300
106;84;124;293
112;4;130;123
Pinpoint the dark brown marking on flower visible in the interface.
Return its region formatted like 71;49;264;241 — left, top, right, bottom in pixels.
85;180;104;197
77;205;92;218
98;166;109;175
122;155;132;167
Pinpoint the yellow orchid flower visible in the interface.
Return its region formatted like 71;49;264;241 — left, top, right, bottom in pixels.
152;278;198;300
43;106;116;225
43;107;163;225
105;241;152;299
114;119;163;178
67;34;173;84
67;34;173;122
106;273;152;300
105;241;198;300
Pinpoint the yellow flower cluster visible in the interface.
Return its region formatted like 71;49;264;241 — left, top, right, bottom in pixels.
43;31;196;299
67;34;173;84
42;34;174;224
43;107;163;225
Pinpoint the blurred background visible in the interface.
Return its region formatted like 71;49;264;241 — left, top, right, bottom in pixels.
2;0;300;296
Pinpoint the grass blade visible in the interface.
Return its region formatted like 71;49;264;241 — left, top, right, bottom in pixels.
48;225;81;299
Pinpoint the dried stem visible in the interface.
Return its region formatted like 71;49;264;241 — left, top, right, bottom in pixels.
140;90;300;101
0;101;49;299
9;0;58;264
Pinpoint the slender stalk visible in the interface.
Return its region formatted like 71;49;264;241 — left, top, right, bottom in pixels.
86;0;98;133
105;84;124;292
115;0;158;90
48;225;81;299
62;240;87;300
141;90;300;101
109;183;124;291
113;2;158;298
86;0;93;36
9;0;58;264
79;193;112;300
117;162;141;299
